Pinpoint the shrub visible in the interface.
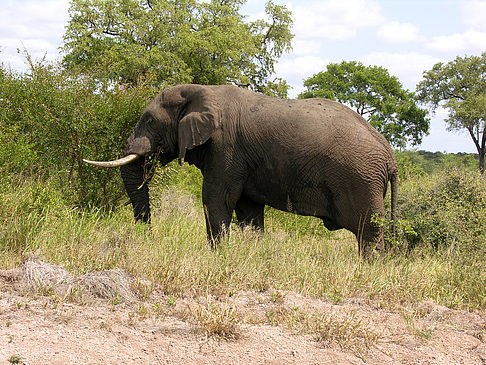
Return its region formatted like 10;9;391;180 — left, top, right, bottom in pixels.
395;151;426;180
0;67;38;186
396;168;486;256
0;60;157;206
0;124;37;186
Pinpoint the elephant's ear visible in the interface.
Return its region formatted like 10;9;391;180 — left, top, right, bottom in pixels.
176;85;221;161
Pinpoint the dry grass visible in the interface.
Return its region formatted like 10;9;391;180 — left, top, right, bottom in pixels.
187;298;241;340
264;304;378;358
1;179;485;313
20;256;136;303
311;310;379;358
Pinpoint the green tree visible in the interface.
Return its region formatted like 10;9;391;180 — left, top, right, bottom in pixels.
416;53;486;173
62;0;293;97
299;61;430;148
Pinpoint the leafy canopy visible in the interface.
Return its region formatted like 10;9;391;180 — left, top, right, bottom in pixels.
416;53;486;173
62;0;293;97
299;61;430;149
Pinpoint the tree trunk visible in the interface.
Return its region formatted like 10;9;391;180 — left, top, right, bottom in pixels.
479;127;485;175
467;126;485;175
479;147;485;175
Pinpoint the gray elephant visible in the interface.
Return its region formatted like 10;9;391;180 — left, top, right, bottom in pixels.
84;84;398;257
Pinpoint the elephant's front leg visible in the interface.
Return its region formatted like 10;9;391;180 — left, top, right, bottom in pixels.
202;178;240;248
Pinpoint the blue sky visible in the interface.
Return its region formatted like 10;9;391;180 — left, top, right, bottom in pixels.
1;0;485;153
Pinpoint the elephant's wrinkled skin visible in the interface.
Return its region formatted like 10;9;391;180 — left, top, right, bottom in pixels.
94;84;398;257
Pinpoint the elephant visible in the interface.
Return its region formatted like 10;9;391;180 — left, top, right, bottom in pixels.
84;84;398;257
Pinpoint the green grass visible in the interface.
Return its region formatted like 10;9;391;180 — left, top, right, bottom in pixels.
1;170;485;311
8;354;23;365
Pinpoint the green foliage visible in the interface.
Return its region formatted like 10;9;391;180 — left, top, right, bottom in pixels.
0;67;38;186
260;77;291;99
0;123;37;186
395;168;486;255
299;61;430;148
8;354;22;365
0;178;70;255
394;151;426;180
0;59;156;206
265;208;334;238
62;0;293;97
395;150;477;179
154;162;204;200
416;53;486;173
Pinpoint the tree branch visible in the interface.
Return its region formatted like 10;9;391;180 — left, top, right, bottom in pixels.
103;30;121;37
467;125;481;152
481;123;486;149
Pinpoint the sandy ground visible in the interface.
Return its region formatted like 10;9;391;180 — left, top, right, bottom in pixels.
0;261;485;365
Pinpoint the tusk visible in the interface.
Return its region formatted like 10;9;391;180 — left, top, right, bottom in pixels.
83;154;140;168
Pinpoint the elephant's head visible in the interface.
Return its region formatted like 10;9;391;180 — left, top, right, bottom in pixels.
84;84;221;223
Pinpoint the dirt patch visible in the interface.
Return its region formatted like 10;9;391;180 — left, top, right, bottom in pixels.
0;261;485;364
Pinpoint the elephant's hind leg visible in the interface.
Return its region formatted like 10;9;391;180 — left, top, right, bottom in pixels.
235;196;264;231
353;202;386;258
357;223;385;258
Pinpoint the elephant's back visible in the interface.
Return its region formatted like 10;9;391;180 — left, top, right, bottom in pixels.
269;97;393;157
212;85;395;169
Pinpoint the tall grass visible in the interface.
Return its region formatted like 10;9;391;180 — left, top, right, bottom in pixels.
1;170;485;310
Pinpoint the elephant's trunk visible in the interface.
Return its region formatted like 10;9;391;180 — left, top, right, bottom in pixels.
120;156;151;223
83;128;155;223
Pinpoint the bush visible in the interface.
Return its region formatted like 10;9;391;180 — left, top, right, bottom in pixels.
396;168;486;255
395;151;426;180
0;124;37;186
0;67;38;186
0;60;157;206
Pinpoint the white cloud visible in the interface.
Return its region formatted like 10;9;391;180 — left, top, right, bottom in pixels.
290;0;384;41
275;55;330;97
426;28;486;53
360;52;442;90
461;0;486;30
377;21;420;44
290;39;324;56
0;0;69;71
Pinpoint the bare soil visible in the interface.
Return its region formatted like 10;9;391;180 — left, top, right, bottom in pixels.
0;261;485;365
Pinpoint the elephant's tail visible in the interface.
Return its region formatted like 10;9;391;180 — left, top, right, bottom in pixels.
390;170;398;238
